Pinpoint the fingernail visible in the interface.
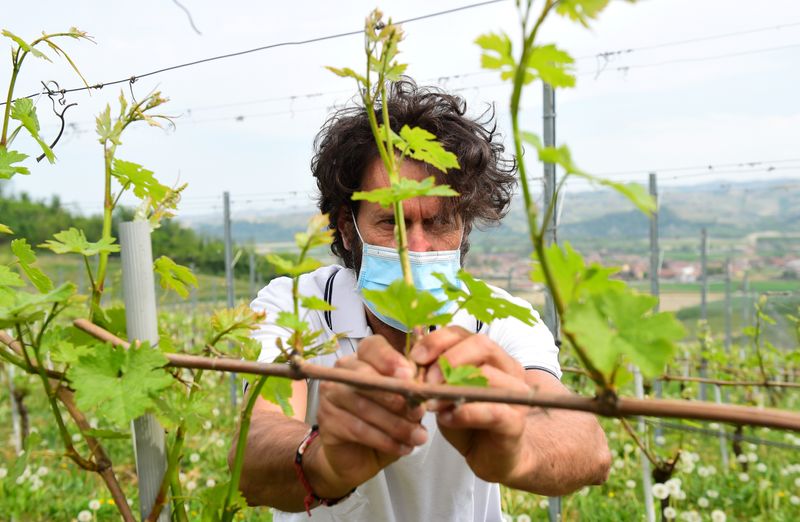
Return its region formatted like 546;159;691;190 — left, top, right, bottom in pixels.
411;427;427;446
394;366;413;380
426;399;441;411
399;444;412;455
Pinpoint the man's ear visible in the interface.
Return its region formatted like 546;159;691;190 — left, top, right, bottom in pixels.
337;207;353;251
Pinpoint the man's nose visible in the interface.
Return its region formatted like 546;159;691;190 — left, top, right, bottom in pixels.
406;223;432;252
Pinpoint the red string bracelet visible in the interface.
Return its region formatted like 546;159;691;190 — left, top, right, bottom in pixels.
294;424;355;516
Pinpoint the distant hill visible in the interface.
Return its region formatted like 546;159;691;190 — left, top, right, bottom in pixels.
177;178;800;253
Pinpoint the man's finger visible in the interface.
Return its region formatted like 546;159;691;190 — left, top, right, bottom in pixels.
318;400;415;457
422;334;522;385
358;335;417;379
334;354;424;420
409;326;471;366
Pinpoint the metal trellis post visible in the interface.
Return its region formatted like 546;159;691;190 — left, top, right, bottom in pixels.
223;191;238;408
542;81;562;522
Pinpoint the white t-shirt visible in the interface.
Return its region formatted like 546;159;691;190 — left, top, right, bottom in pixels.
251;265;561;522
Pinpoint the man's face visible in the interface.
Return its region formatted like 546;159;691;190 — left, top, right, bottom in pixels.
338;157;463;271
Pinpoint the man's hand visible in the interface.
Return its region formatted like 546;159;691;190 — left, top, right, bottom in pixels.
310;335;428;497
410;326;532;484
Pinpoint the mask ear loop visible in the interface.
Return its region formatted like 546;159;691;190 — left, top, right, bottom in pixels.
351;213;366;244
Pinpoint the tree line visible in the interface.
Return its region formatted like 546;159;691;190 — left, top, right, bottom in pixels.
0;189;276;281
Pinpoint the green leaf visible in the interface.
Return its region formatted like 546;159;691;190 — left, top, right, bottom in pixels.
324;66;367;85
439;357;488;387
294;213;334;250
396;125;460;173
0;283;75;329
563;289;685;383
521;135;655;215
95;104;122;145
11;238;53;292
258;376;294;417
38;227;121;256
276;311;309;333
435;270;537;326
208;304;265;346
530;242;625;306
1;30;50;61
10;98;55;163
0;146;30;179
475;32;515;80
42;327;93;365
362;280;452;331
352;176;458;208
555;0;611;28
301;295;336;312
0;223;13;234
111;159;170;202
68;342;174;427
0;265;24;287
526;44;575;88
153;256;198;299
266;253;321;277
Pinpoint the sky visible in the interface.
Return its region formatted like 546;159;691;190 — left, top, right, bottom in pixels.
3;0;800;220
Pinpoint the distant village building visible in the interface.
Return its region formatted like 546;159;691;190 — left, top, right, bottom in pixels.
660;261;698;283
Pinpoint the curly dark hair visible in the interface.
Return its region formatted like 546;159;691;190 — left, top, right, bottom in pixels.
311;78;516;269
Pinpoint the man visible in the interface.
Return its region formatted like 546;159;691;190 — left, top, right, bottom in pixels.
232;79;610;521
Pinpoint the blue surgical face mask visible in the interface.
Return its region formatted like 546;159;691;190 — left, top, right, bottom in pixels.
353;218;462;333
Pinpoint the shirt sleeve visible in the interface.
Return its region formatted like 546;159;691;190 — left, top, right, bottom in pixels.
485;288;562;380
250;275;294;364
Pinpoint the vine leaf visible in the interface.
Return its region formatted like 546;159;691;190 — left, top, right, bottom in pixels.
0;147;30;179
0;265;24;287
275;311;309;334
39;227;120;256
208;305;265;346
244;375;294;417
475;32;515;80
1;30;51;61
362;280;453;331
0;283;75;328
555;0;611;28
439;357;487;387
353;176;458;208
526;44;575;88
530;242;626;306
522;133;655;215
68;341;174;427
301;295;336;312
395;125;460;173
11;238;53;293
324;66;366;85
111;159;170;202
563;290;685;383
10;98;55;163
294;213;334;250
267;254;321;277
434;270;537;326
0;224;13;235
153;256;197;298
